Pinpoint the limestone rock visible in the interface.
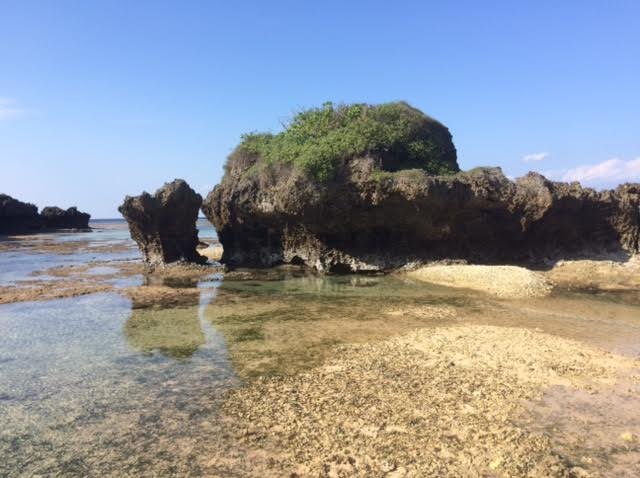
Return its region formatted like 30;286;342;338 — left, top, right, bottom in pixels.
0;194;91;233
203;164;640;272
40;206;90;230
0;194;41;233
119;179;206;268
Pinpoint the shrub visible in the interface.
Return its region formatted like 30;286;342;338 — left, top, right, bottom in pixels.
228;101;458;181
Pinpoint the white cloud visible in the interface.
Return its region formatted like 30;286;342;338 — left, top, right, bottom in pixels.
0;97;25;121
523;152;549;162
562;157;640;185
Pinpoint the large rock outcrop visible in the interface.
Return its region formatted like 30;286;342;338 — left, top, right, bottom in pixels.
0;194;91;233
203;102;639;272
119;179;206;268
204;162;639;272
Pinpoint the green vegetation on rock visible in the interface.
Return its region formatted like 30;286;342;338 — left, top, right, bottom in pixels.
228;101;459;180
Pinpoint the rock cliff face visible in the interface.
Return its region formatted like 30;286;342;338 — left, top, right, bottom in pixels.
119;179;206;268
0;194;91;233
203;161;640;272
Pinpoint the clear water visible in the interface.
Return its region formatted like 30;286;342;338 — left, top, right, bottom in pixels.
0;218;218;286
0;224;639;476
0;289;237;476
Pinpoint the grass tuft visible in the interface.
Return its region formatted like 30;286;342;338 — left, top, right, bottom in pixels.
226;101;458;181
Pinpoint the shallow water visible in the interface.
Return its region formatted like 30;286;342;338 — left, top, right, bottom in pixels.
0;218;218;287
524;382;640;477
0;225;639;476
0;290;237;476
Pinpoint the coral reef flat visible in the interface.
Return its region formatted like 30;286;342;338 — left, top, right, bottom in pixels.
407;264;552;298
214;326;638;477
0;220;639;477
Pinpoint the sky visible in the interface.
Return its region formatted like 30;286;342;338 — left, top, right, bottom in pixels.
1;1;639;218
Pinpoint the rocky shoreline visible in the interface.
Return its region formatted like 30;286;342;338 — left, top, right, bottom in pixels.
0;227;637;305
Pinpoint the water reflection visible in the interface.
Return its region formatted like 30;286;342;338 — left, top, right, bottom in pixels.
125;306;206;358
204;275;476;378
205;274;640;380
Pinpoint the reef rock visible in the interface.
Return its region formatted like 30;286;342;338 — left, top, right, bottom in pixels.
204;163;640;273
203;102;639;272
119;179;206;268
0;194;41;233
0;194;91;233
40;206;90;230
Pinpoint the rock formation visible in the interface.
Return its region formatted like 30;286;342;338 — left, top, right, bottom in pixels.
0;194;91;233
203;102;640;272
204;164;640;272
0;194;41;233
119;179;206;268
40;206;91;230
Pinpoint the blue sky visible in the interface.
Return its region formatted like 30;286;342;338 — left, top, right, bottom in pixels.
1;0;639;218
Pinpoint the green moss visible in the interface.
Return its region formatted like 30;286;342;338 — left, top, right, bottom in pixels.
371;170;395;182
459;166;503;176
227;101;458;181
371;168;428;184
465;167;489;174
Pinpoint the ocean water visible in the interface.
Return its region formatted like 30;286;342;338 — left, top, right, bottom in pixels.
0;223;639;476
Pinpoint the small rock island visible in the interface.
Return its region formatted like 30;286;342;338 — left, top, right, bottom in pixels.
0;194;91;234
203;101;640;272
119;179;207;269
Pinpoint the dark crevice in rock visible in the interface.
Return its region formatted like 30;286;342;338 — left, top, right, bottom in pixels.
328;263;353;274
290;255;306;266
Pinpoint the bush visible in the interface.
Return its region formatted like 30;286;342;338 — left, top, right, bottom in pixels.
228;101;458;181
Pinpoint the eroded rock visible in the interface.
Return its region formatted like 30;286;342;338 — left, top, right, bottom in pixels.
0;194;91;233
0;194;41;233
204;164;640;272
202;102;639;272
119;179;206;268
41;206;90;230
